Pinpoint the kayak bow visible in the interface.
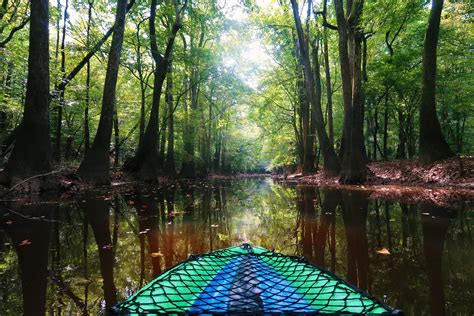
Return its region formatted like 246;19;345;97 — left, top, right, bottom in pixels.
111;244;402;315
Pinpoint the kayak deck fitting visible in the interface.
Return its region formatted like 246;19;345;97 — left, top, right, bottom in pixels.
111;244;402;315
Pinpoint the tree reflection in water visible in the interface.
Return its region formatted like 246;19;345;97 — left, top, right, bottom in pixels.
2;205;51;315
421;204;453;316
0;179;472;315
79;195;117;310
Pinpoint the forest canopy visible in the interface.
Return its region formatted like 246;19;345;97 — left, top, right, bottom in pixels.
0;0;472;185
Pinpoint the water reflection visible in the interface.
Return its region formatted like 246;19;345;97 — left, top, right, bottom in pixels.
2;205;51;315
79;196;118;310
0;179;472;315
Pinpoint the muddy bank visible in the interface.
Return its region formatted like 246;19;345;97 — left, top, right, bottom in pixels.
274;157;473;187
273;157;474;207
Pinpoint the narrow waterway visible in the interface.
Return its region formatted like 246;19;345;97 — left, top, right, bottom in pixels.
0;178;472;315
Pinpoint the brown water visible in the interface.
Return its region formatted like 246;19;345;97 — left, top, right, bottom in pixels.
0;179;472;315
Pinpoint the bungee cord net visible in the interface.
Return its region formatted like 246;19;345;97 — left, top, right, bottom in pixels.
111;244;400;315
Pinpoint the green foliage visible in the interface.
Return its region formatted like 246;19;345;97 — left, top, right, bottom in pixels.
0;0;472;172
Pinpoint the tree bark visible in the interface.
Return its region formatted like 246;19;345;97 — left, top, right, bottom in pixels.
419;0;453;163
334;0;367;183
1;0;53;186
78;0;128;184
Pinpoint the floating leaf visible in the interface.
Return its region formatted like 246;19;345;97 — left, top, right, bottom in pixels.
211;224;219;228
376;248;391;255
19;240;32;246
218;233;229;241
151;252;163;258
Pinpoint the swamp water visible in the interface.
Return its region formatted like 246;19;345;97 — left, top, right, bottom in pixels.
0;178;472;315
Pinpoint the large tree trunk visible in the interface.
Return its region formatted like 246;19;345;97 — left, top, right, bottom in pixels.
124;0;181;180
418;0;453;163
334;0;367;184
78;0;128;184
290;0;340;176
0;0;53;186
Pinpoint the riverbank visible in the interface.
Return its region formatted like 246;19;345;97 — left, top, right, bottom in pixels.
274;157;473;187
273;157;473;207
0;157;472;206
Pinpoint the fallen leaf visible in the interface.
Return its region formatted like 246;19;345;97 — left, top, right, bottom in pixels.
19;240;32;246
211;224;219;228
5;220;13;225
151;252;163;258
376;248;391;255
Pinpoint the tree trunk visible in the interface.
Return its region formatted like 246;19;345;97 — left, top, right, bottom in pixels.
323;31;334;146
396;110;407;159
113;105;120;167
78;0;128;184
164;61;176;177
84;0;93;153
383;92;389;160
124;0;181;180
54;0;69;163
311;37;324;171
180;32;204;178
290;0;340;176
419;0;453;163
297;68;313;174
334;0;367;184
1;0;53;186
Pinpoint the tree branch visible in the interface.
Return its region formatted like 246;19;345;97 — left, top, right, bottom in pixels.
0;16;29;48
